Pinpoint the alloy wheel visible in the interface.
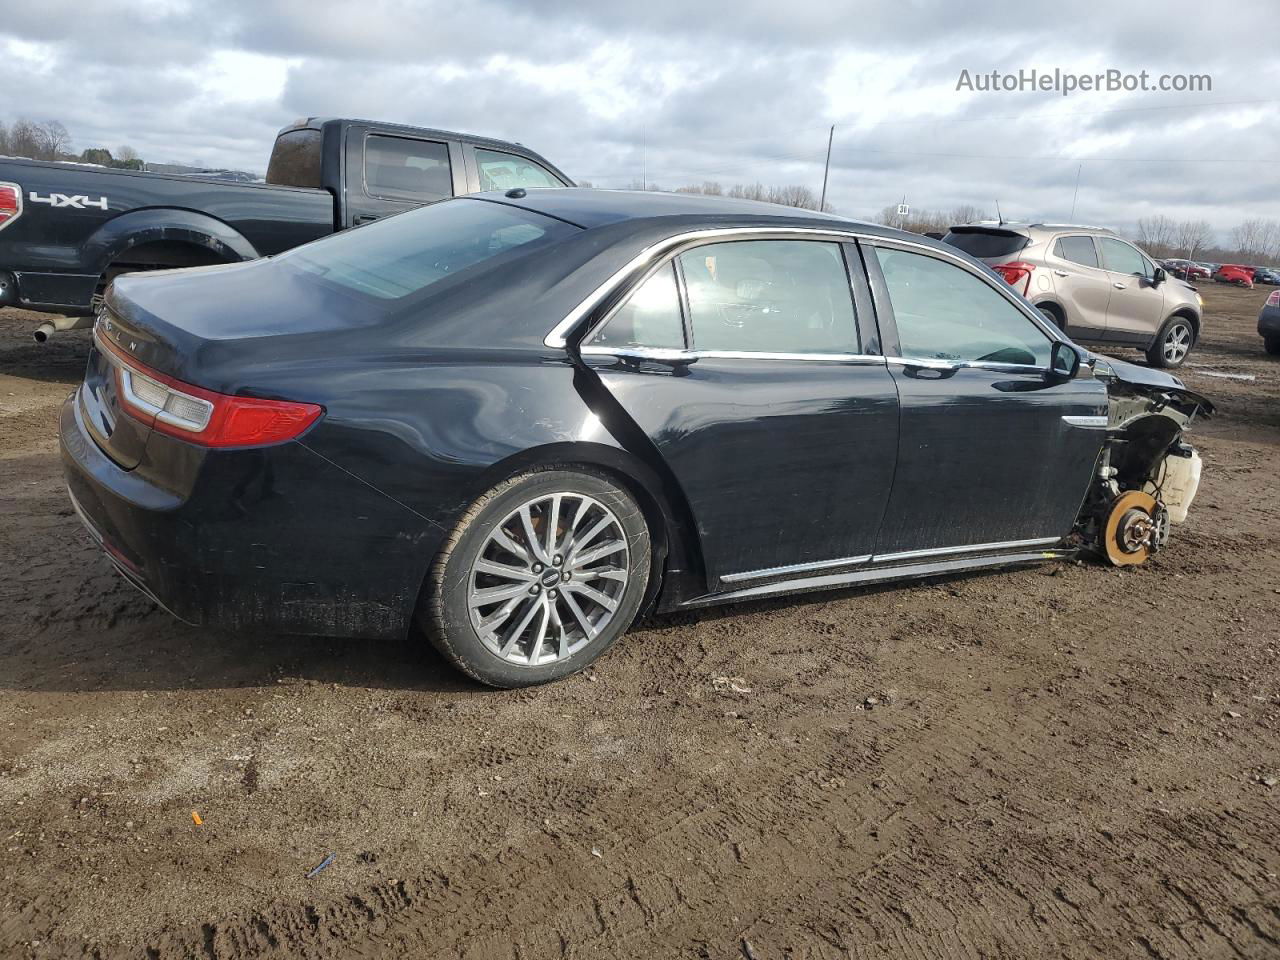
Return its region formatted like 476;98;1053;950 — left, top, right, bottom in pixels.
466;492;630;666
1163;322;1192;365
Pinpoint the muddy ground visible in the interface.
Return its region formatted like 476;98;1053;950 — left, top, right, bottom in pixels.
1;285;1278;959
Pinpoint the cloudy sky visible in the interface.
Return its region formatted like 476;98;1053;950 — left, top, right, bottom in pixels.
2;0;1278;237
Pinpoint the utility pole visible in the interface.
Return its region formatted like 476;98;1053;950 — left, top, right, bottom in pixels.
1069;163;1082;220
819;125;835;212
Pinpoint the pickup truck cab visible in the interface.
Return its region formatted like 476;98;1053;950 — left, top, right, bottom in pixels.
0;117;573;336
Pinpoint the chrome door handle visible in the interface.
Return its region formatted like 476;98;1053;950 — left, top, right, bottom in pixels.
1112;282;1127;289
1053;270;1069;277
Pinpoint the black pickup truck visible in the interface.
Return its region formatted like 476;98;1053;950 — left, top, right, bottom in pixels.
0;117;573;338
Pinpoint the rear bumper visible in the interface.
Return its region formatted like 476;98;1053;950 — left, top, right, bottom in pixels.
1258;306;1280;339
60;392;437;639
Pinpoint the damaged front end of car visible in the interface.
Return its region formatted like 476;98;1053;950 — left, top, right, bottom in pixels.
1074;356;1214;566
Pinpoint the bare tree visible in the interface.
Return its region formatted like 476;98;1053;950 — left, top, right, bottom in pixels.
949;204;989;225
116;144;140;163
31;120;71;160
1227;218;1280;261
8;118;41;159
1135;215;1177;259
675;181;724;196
0;121;8;156
1173;219;1214;260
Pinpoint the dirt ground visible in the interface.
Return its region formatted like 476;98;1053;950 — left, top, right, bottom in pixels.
1;285;1278;960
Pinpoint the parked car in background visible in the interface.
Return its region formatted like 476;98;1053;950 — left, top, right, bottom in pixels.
943;222;1203;367
1214;264;1255;287
0;117;572;339
1259;289;1280;355
1251;266;1280;285
1167;260;1210;282
61;190;1211;686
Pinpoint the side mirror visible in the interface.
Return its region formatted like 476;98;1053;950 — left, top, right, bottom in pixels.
1152;266;1167;284
1049;340;1081;380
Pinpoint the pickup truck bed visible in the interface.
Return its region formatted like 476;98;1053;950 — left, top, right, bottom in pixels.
0;159;334;312
0;117;572;332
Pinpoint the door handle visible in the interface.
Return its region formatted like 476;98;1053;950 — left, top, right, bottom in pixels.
1112;282;1127;289
1053;270;1069;277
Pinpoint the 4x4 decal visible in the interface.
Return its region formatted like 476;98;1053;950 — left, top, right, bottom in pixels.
29;191;108;210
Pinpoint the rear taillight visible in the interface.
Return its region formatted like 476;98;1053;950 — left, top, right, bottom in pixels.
0;182;22;232
1268;290;1280;306
95;330;323;448
993;260;1035;296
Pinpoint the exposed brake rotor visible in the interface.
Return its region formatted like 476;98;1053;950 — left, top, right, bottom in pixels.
1102;490;1159;566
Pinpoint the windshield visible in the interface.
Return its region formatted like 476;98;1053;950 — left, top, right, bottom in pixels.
280;199;579;300
942;229;1030;260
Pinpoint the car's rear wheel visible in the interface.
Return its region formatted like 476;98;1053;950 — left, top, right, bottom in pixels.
1037;304;1067;331
1147;316;1195;368
422;467;651;687
1265;336;1280;356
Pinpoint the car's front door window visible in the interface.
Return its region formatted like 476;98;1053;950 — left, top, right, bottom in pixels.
872;247;1051;367
1098;238;1149;278
677;240;859;354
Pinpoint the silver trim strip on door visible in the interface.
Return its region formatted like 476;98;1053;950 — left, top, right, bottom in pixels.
579;345;888;364
872;536;1062;565
1061;414;1109;428
721;554;874;584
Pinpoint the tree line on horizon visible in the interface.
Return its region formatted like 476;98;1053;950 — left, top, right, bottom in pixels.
0;117;143;170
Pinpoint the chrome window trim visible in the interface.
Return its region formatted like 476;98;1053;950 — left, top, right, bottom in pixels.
871;536;1061;565
884;356;1049;375
579;344;887;365
544;225;1068;352
1061;414;1109;428
721;553;873;584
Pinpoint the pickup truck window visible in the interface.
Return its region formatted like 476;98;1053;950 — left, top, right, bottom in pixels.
365;135;452;203
280;198;578;301
476;148;564;191
266;129;323;188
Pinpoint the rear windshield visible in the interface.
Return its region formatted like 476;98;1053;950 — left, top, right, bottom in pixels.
266;128;323;188
278;199;579;300
942;229;1029;259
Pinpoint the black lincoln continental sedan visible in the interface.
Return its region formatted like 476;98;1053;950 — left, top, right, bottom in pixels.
61;189;1212;686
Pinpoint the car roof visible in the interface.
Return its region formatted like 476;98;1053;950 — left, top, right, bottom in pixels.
475;187;876;232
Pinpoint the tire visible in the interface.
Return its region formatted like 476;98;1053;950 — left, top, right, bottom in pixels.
1265;337;1280;356
1146;316;1195;369
422;467;651;688
1037;304;1066;331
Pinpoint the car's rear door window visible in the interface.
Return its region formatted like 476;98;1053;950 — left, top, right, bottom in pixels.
586;264;686;350
475;149;565;190
678;240;858;354
365;135;453;202
1054;235;1100;268
1098;237;1149;277
873;247;1051;367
